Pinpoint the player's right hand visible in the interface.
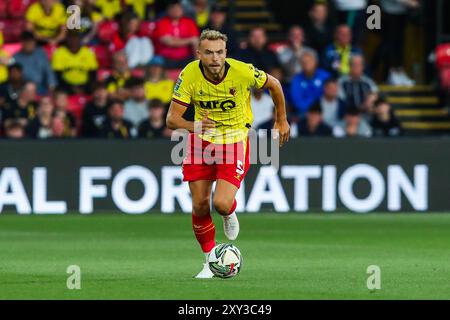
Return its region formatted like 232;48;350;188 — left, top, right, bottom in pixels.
194;111;215;133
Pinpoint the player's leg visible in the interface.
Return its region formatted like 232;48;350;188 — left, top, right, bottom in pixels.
189;180;216;278
213;179;240;240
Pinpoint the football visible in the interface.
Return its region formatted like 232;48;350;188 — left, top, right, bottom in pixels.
207;243;242;278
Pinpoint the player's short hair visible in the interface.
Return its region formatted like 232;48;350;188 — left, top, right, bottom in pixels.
199;29;228;44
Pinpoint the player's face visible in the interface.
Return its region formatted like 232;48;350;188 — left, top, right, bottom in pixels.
197;39;227;77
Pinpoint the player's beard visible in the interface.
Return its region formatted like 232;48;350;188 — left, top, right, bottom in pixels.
206;63;225;80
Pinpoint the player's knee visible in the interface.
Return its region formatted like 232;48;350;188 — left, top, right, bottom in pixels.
213;197;233;216
193;197;210;217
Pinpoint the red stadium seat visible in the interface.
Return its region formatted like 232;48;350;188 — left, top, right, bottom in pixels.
98;20;119;44
8;0;34;19
0;19;25;43
0;2;8;19
90;45;112;69
167;68;182;81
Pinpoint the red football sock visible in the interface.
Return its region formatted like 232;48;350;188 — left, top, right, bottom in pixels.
192;213;216;253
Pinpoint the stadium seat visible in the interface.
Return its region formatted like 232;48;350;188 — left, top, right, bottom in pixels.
98;21;119;44
90;45;112;69
8;0;34;19
0;19;26;43
167;68;182;81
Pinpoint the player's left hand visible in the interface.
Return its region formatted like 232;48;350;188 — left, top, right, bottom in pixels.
273;119;290;147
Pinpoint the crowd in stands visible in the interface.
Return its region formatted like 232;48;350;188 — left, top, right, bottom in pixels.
0;0;419;140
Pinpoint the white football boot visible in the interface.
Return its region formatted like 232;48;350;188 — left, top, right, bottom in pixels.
223;212;240;240
195;263;214;279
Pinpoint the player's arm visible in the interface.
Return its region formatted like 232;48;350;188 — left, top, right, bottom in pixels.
264;74;290;146
166;100;215;133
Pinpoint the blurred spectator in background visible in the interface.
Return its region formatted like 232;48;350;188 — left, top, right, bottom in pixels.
111;12;154;68
290;49;330;115
138;98;172;138
238;28;282;80
304;2;335;58
338;54;378;110
95;0;122;20
333;0;367;45
2;82;37;129
13;32;57;95
320;78;346;127
277;26;313;83
144;56;174;106
251;88;274;130
298;103;333;136
106;51;132;101
25;0;67;45
70;0;104;45
52;31;98;94
183;0;211;29
26;96;55;138
333;106;372;137
124;0;155;20
323;24;362;76
99;100;136;138
0;64;25;106
124;77;149;127
82;82;109;137
154;0;199;68
53;88;77;137
370;98;403;137
380;0;420;86
3;121;25;139
205;4;236;55
0;31;10;84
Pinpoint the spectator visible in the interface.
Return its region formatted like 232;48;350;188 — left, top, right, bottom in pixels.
70;0;104;45
251;88;274;130
82;82;109;137
124;0;155;20
333;0;367;45
304;2;335;58
153;1;200;68
53;88;77;137
99;100;136;138
323;25;362;76
50;115;68;138
257;108;299;139
0;31;10;84
144;56;175;106
205;4;237;55
277;26;313;83
111;12;154;68
3;82;37;129
333;106;372;137
237;28;282;80
380;0;420;86
3;121;25;139
138;99;172;138
298;103;333;136
95;0;122;20
25;0;67;45
124;78;149;127
370;98;403;137
13;31;57;95
290;49;331;115
0;63;25;105
321;78;347;127
52;31;98;94
338;54;378;110
183;0;211;29
106;51;132;101
26;96;55;139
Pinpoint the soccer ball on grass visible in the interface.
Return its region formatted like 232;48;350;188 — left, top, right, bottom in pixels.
208;243;242;278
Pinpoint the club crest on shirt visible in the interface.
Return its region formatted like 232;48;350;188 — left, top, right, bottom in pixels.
229;87;236;96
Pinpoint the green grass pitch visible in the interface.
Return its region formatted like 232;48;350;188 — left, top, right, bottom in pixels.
0;213;449;299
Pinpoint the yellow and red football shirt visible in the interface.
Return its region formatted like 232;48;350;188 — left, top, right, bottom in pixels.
172;58;268;144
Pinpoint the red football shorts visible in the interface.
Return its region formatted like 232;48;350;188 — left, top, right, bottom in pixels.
182;133;250;189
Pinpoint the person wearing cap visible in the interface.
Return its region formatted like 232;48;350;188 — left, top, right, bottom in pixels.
144;56;175;106
13;31;57;95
